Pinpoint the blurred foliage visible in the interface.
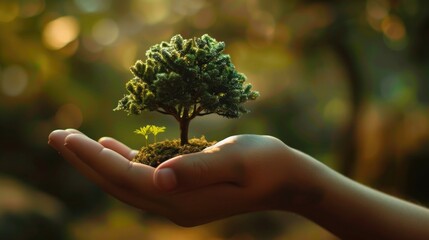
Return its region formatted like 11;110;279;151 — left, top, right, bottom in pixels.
1;0;429;239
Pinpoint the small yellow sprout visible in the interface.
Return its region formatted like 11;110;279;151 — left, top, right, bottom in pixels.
150;125;166;143
134;125;152;147
135;124;167;146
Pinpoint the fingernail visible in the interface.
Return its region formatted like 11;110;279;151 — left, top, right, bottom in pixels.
155;168;177;191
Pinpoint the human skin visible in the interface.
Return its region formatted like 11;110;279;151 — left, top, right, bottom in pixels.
48;129;429;239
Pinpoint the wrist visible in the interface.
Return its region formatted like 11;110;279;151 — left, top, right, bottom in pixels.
273;146;328;213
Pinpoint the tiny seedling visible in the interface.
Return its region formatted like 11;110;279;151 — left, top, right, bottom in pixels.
150;125;166;143
134;125;166;147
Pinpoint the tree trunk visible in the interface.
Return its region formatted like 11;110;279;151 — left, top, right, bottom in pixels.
179;118;190;145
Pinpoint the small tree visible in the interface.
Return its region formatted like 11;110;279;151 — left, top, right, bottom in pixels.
115;34;259;145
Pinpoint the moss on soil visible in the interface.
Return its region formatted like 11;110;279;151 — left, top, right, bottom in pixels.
132;137;216;167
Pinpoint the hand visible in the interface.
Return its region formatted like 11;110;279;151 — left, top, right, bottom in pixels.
155;134;324;210
48;130;322;226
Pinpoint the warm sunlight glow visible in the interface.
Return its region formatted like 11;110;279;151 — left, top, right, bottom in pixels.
43;16;80;50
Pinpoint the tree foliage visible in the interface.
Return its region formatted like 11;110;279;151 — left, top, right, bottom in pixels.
115;34;259;145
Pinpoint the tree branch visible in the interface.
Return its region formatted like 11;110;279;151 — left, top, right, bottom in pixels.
178;105;183;118
189;104;198;119
197;111;214;116
156;109;170;115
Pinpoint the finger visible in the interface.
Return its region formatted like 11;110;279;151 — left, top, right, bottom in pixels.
154;148;245;192
99;137;138;160
64;133;158;194
49;130;111;188
65;129;138;160
65;128;83;134
48;130;148;208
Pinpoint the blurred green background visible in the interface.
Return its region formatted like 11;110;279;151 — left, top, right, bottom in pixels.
1;0;429;239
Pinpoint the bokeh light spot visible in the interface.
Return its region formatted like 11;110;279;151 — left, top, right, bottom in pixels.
92;18;119;46
366;0;389;20
191;7;216;29
381;15;406;41
323;98;348;124
43;16;80;50
173;0;205;16
366;0;390;31
19;0;45;18
131;0;170;24
1;65;28;97
74;0;110;13
116;41;138;70
0;1;19;22
54;104;83;129
247;11;276;46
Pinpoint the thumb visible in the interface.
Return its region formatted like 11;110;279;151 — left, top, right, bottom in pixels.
153;149;245;192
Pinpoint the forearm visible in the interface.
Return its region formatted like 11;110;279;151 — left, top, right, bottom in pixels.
293;157;429;240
